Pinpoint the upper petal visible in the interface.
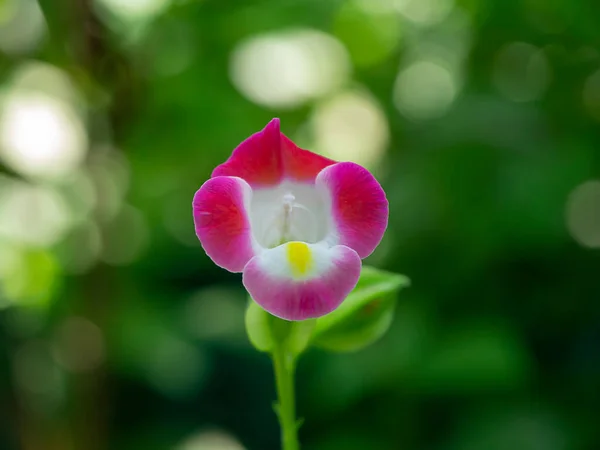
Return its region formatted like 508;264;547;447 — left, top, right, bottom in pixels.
212;118;335;187
280;133;335;182
193;176;257;272
317;162;388;258
243;242;361;321
211;119;282;186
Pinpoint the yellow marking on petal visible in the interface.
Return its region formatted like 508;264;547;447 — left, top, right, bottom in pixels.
286;242;312;277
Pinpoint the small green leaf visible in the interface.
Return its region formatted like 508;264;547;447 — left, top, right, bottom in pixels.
244;298;316;356
311;266;409;352
285;318;316;356
245;299;274;352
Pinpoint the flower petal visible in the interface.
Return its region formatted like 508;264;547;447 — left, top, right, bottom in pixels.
242;242;361;321
212;119;283;186
317;162;388;258
281;133;335;182
212;118;335;187
193;176;257;272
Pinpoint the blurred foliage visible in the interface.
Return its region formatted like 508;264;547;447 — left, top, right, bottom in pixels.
1;0;600;449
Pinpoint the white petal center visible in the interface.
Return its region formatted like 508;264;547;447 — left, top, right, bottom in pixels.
250;181;329;248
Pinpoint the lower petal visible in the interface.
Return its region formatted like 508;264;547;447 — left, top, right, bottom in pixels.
193;176;257;272
242;242;361;321
317;162;388;258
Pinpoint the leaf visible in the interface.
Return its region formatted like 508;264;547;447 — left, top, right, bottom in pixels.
244;298;315;356
245;299;275;353
286;318;316;356
311;266;410;352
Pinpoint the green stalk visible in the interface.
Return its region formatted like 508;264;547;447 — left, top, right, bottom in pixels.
272;345;300;450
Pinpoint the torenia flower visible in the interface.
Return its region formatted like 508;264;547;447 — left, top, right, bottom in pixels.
193;119;388;321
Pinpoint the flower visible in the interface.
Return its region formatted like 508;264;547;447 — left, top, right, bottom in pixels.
193;119;388;321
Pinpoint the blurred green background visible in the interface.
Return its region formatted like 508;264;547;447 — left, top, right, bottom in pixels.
1;0;600;449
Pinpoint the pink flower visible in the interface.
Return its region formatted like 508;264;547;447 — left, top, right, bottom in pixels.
193;119;388;321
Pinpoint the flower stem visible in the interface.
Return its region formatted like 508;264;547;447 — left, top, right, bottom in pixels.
272;345;300;450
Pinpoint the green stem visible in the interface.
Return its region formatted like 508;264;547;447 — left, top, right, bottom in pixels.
272;346;300;450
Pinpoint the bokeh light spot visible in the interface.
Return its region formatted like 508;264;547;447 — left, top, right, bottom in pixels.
0;0;46;55
0;242;21;309
0;247;60;308
230;29;351;109
311;90;389;168
394;60;457;120
566;180;600;248
396;0;454;26
13;341;64;412
9;61;84;107
145;19;195;77
146;336;208;399
101;205;149;266
493;42;551;103
0;177;72;247
89;148;130;222
582;69;600;122
53;317;105;373
176;429;246;450
0;92;87;179
95;0;172;22
183;287;246;341
55;220;102;275
56;170;98;224
333;0;402;67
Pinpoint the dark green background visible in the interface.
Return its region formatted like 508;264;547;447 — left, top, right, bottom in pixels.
1;0;599;449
